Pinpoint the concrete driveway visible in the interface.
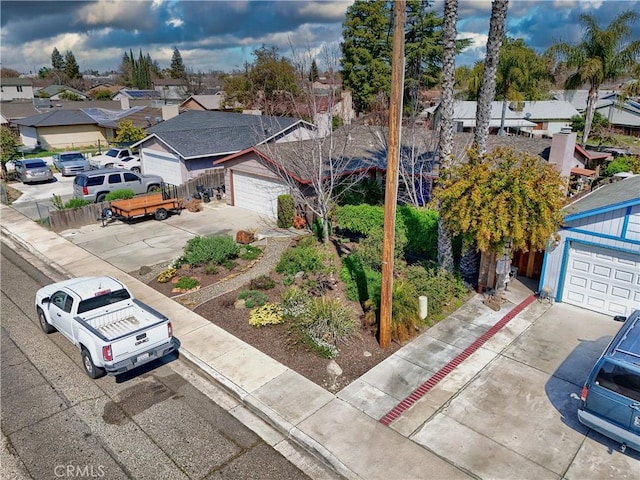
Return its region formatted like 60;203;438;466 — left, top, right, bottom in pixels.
9;172;75;221
409;302;640;479
57;201;279;273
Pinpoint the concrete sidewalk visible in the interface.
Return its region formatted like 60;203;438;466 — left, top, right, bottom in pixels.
1;203;545;480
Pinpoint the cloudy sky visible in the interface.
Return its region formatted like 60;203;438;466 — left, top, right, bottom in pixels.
1;0;639;76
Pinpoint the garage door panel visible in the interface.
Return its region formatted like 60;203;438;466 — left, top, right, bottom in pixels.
562;243;640;317
232;171;289;217
142;149;181;185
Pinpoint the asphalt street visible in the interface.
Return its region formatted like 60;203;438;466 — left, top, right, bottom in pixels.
0;244;334;480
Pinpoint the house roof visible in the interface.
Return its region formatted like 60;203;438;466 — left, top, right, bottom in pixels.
570;167;597;177
39;85;87;97
216;127;554;182
563;175;640;220
0;77;33;86
180;94;223;111
117;89;162;99
140;110;307;159
428;100;579;123
12;105;160;130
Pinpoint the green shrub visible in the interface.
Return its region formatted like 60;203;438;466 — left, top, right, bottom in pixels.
334;204;385;236
336;178;383;206
355;227;407;271
175;276;200;290
405;263;468;316
280;285;311;318
282;275;294;286
204;264;219;275
105;189;135;201
398;205;439;261
339;254;382;304
250;275;276;290
275;244;323;275
238;290;268;308
62;198;91;209
288;296;356;358
222;259;235;270
249;303;284;327
239;245;262;260
182;235;239;267
390;279;422;342
277;194;295;228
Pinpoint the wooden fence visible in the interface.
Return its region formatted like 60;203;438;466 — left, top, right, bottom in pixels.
49;170;226;232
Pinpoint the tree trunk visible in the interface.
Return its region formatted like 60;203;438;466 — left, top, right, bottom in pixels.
582;81;598;147
436;0;458;273
473;0;509;155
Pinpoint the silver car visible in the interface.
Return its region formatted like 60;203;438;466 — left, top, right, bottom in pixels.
13;159;54;184
52;151;91;176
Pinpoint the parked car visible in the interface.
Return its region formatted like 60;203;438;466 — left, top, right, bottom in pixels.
52;151;91;176
578;310;640;452
113;155;141;173
73;168;163;203
13;158;54;184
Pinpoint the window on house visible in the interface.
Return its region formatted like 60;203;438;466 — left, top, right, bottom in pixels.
17;86;23;93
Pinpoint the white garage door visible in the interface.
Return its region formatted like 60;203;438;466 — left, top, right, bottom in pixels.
232;171;289;217
562;243;640;317
141;149;182;185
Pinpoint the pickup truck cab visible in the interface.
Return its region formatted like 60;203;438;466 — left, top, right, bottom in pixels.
36;276;175;378
90;147;137;169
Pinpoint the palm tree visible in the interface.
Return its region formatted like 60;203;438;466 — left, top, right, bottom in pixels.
459;0;508;287
436;0;459;273
474;0;509;155
547;11;640;147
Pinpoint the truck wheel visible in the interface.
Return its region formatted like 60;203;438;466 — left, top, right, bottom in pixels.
96;193;107;203
131;167;141;174
154;208;168;221
147;185;160;193
81;349;106;379
105;163;113;168
37;308;55;334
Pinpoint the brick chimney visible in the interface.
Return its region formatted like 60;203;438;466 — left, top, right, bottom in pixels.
549;127;576;178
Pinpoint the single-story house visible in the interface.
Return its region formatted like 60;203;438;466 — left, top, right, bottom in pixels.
152;78;188;101
132;110;316;186
539;174;640;317
0;77;34;102
113;89;163;101
552;89;640;137
426;100;580;137
12;104;167;150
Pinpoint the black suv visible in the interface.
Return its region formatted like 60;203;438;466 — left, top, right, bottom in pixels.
73;168;164;203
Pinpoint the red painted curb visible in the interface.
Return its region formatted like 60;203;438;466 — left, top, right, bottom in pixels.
380;294;536;426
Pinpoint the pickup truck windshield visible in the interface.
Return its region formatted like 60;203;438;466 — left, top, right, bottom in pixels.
77;288;132;314
105;149;119;157
60;153;86;162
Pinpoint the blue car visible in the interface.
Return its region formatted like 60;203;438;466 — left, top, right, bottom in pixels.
578;310;640;452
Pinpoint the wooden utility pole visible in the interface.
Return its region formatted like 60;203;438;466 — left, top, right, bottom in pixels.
379;0;406;348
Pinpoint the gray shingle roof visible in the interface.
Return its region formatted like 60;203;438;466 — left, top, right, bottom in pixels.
13;109;96;127
563;175;640;218
145;110;304;158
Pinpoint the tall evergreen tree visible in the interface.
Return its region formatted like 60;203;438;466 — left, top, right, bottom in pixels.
64;50;81;79
169;47;186;79
309;59;319;82
51;47;65;70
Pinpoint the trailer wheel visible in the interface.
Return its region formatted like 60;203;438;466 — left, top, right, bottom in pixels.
102;208;113;219
37;308;55;334
154;208;169;221
81;348;106;379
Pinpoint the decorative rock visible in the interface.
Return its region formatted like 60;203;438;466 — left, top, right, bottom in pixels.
327;359;343;378
236;230;255;245
138;265;152;276
363;350;372;357
234;299;246;309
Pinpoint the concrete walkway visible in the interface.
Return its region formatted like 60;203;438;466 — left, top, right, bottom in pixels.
1;203;559;479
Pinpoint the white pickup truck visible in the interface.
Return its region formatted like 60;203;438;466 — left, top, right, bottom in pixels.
36;276;175;378
89;147;137;169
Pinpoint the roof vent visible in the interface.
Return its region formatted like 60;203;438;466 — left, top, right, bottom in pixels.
154;117;162;124
145;116;152;125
